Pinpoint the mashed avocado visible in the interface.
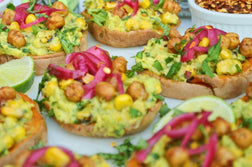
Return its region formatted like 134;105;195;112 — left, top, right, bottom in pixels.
42;74;161;137
0;95;33;156
136;38;245;82
85;0;179;32
0;12;87;58
231;99;252;119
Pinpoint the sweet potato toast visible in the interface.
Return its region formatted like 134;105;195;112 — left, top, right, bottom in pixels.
40;46;163;138
135;25;252;99
0;87;47;166
0;1;88;75
82;0;181;47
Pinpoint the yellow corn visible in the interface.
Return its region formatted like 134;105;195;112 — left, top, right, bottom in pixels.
114;94;133;110
125;18;139;31
49;43;62;52
5;116;18;127
4;8;12;13
82;73;94;84
190;142;198;149
13;126;26;142
9;21;20;31
2;135;15;149
139;20;152;30
139;0;151;8
43;80;58;97
76;111;91;121
25;14;37;24
161;12;179;24
229;148;243;158
44;147;71;167
121;73;127;81
198;37;210;47
105;1;117;10
154;83;162;94
216;59;242;75
59;79;74;89
75;17;86;27
1;107;24;119
220;48;233;59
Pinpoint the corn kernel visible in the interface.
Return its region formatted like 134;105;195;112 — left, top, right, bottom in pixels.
198;37;210;47
216;59;242;75
161;12;179;24
59;79;74;89
125;18;139;31
43;80;58;96
105;1;117;10
103;67;111;74
2;135;15;149
41;37;48;44
13;126;26;142
220;48;233;59
114;94;133;110
75;17;86;27
9;21;20;31
139;20;152;30
121;73;127;81
5;116;18;127
229;148;243;158
25;14;37;24
82;73;94;84
44;147;70;167
49;43;62;52
190;142;198;149
139;0;151;8
1;107;24;119
154;84;162;94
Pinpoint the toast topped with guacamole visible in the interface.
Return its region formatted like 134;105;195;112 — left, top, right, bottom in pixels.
0;87;47;166
39;46;162;138
135;25;252;99
0;1;88;75
82;0;180;47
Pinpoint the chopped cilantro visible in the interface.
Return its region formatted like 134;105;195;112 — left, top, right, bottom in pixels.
151;17;170;37
240;118;252;130
36;71;51;100
7;3;15;10
129;108;142;118
136;51;143;59
202;60;214;77
235;64;242;73
88;9;107;26
153;60;163;71
48;109;55;117
127;62;144;78
30;141;44;150
153;94;164;101
76;100;90;110
166;62;182;79
159;103;171;118
165;57;174;64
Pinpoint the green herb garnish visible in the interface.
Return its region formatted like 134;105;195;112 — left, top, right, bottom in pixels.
166;62;182;79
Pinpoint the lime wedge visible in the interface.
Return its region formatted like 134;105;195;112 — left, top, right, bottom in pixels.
0;56;35;93
153;95;235;133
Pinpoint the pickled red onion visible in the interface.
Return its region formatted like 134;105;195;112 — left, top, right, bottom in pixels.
117;0;139;16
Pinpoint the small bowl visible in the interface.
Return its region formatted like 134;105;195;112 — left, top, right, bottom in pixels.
0;0;12;12
188;0;252;40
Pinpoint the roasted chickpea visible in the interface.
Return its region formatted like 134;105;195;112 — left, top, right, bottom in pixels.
211;147;235;167
225;33;240;50
245;83;252;99
52;1;69;17
0;87;16;101
212;117;231;137
169;28;181;38
95;82;116;101
2;9;16;25
167;37;182;53
230;127;252;149
126;157;143;167
46;13;65;30
112;56;127;74
64;81;85;102
106;76;119;91
165;147;189;167
7;30;26;48
126;81;148;101
219;35;231;49
239;38;252;58
182;28;195;41
162;0;181;14
110;7;127;19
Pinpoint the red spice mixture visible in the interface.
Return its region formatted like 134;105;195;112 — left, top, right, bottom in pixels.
195;0;252;14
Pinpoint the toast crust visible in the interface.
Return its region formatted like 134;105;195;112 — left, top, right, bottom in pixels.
82;11;180;48
46;100;162;138
0;93;47;166
0;31;88;76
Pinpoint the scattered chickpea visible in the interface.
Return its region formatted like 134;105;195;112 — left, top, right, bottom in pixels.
239;38;252;58
230;127;252;149
2;9;16;25
211;147;235;166
225;33;240;50
126;81;148;101
46;12;65;30
52;1;69;17
64;81;85;102
212;117;231;137
165;146;189;167
0;87;16;101
7;30;26;48
95;82;116;101
112;56;127;74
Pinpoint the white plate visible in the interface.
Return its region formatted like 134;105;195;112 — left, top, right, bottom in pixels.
25;19;241;166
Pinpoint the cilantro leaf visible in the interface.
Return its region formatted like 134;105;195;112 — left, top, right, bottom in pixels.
166;62;182;79
159;103;171;118
57;30;73;54
127;62;144;78
151;17;170;37
202;60;214;77
88;9;107;26
153;60;163;71
129;108;142;118
7;3;15;10
36;71;51;100
207;36;222;61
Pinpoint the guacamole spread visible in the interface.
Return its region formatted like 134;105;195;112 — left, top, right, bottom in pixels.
0;94;33;156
